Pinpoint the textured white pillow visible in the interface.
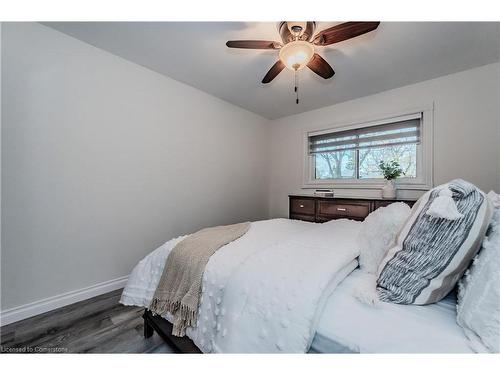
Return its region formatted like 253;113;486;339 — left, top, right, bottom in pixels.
487;190;500;208
457;206;500;353
353;202;411;306
357;202;411;274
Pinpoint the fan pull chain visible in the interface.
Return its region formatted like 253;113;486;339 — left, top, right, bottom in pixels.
294;70;299;104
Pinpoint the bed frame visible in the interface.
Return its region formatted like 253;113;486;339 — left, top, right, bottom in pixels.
143;309;201;353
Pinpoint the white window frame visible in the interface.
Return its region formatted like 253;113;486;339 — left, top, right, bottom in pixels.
303;105;434;190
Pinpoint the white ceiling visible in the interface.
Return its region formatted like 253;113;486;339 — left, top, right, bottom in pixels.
43;22;500;120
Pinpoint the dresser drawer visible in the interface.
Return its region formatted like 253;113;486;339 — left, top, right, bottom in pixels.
316;200;371;220
290;198;315;215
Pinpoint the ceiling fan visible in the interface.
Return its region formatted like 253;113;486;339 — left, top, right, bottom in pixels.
226;21;380;103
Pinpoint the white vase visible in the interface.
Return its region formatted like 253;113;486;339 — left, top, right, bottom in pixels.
381;179;396;199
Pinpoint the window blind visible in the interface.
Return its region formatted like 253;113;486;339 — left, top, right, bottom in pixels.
309;114;422;155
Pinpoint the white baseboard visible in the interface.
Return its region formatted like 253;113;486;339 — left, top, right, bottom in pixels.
0;275;129;326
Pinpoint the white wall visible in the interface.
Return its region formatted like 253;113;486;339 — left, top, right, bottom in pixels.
1;23;269;311
268;62;500;218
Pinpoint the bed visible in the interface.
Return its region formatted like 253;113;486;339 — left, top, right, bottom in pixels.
120;217;475;353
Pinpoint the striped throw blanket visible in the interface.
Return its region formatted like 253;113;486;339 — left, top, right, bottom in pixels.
149;222;250;336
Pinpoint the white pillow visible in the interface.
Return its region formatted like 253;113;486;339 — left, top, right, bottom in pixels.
487;190;500;208
457;205;500;353
353;202;411;306
357;202;411;274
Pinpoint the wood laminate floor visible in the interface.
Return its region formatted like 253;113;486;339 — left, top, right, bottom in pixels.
0;289;176;353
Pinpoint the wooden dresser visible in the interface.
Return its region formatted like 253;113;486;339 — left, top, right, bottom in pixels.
289;195;416;222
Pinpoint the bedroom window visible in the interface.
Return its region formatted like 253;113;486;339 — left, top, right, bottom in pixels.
304;110;433;190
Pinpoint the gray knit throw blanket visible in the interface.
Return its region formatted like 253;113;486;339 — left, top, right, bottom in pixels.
149;222;250;336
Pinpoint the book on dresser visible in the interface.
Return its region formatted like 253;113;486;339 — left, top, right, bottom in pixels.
289;195;417;222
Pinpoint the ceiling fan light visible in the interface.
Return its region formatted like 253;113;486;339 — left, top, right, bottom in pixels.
279;41;314;71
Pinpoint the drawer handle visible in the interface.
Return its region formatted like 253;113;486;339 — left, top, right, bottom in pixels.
299;204;304;208
337;208;347;212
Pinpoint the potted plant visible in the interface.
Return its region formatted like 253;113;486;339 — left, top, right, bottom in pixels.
379;160;404;199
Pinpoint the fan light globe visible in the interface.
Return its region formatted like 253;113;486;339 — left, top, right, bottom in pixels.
279;41;314;71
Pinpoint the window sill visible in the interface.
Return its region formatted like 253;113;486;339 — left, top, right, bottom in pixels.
302;179;432;191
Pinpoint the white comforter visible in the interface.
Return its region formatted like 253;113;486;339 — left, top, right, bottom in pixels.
121;218;361;353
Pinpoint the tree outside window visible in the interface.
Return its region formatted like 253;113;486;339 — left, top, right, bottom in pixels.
314;144;417;180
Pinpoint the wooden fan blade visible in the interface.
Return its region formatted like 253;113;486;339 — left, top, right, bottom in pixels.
262;60;285;83
226;40;281;49
312;22;380;46
307;53;335;79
